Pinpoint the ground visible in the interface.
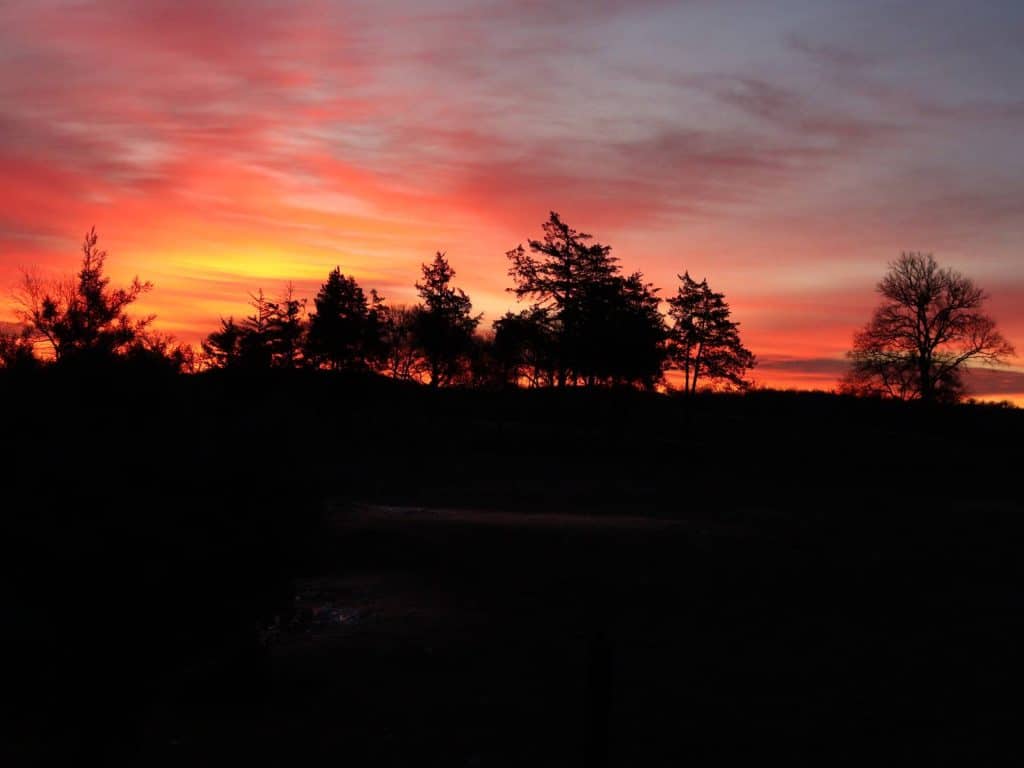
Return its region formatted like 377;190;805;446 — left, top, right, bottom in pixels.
141;501;1023;766
5;374;1022;765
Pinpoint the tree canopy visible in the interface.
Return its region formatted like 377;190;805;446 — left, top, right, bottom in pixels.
505;212;665;388
411;252;481;387
492;307;556;388
20;224;1021;409
305;268;386;371
665;272;755;393
18;228;154;364
201;288;307;370
0;325;38;371
841;253;1015;403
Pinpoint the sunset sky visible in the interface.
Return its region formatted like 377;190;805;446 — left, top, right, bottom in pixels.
1;0;1022;398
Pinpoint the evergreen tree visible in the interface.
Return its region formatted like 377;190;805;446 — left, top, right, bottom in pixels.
666;272;755;393
506;212;665;387
266;283;306;369
506;212;619;386
364;289;389;370
201;318;244;369
411;252;481;387
237;289;275;369
492;307;556;387
203;286;307;370
596;272;667;389
18;227;153;363
305;268;379;371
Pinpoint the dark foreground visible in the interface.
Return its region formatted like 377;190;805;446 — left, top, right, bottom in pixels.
4;370;1023;765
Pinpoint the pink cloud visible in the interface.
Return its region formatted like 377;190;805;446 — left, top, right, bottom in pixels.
0;0;1021;386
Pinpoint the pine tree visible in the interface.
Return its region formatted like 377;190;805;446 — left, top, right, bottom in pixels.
201;318;243;369
506;212;619;386
18;227;153;363
492;307;556;387
411;252;481;387
506;212;666;387
666;272;754;393
237;289;275;369
266;283;306;369
305;268;376;371
598;272;667;389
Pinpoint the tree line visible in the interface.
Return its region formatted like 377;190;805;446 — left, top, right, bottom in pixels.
198;213;757;391
1;213;1015;401
2;213;756;392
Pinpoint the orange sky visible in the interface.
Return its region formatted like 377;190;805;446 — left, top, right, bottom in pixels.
1;1;1022;401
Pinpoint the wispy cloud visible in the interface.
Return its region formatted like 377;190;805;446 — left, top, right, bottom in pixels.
0;0;1021;387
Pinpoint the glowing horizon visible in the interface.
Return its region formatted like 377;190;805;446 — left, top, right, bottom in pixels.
2;1;1022;400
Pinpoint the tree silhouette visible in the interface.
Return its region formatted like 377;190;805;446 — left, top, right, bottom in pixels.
411;252;481;387
237;289;276;369
594;272;667;389
666;272;755;393
201;287;307;370
465;331;503;390
841;252;1015;403
18;227;153;363
202;317;244;369
123;331;196;373
0;326;38;370
506;212;620;387
379;304;420;381
505;211;667;387
305;268;384;371
364;289;389;369
265;284;306;368
492;307;556;387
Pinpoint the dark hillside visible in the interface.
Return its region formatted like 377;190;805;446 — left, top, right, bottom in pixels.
3;369;1022;764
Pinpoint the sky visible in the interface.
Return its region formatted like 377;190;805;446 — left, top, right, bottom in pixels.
1;0;1022;398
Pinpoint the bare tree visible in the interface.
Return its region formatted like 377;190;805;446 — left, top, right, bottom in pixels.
841;252;1015;403
380;304;421;381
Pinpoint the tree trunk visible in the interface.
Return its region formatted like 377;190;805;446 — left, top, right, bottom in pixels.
690;341;703;395
918;353;933;403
